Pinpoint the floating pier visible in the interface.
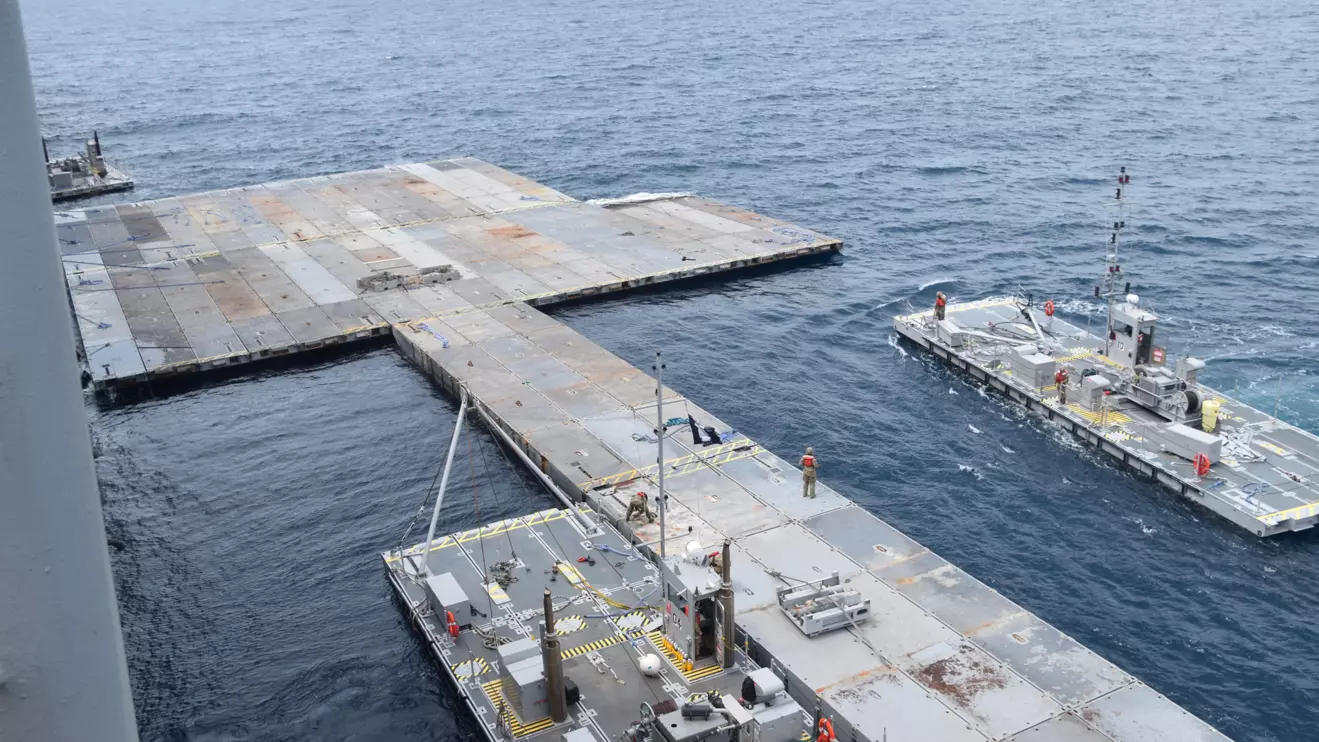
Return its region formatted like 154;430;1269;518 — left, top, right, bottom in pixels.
59;158;836;390
894;299;1319;537
56;161;1228;741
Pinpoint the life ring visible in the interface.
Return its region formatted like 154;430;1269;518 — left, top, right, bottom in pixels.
446;610;460;638
1044;300;1055;317
817;718;836;742
1193;453;1211;477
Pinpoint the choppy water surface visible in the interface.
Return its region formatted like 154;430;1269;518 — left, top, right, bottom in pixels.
22;0;1319;739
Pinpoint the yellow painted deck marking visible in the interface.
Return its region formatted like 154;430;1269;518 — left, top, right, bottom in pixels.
481;678;556;737
451;657;490;679
646;630;725;683
1259;500;1319;526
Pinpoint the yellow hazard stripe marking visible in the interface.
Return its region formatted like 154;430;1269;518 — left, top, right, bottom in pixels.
1259;441;1290;457
451;657;490;679
555;616;586;635
646;631;724;682
1258;500;1319;526
612;611;648;632
481;678;556;737
578;442;763;489
385;511;567;564
560;630;645;660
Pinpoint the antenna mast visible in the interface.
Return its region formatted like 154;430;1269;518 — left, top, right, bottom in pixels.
421;387;469;575
1101;167;1132;357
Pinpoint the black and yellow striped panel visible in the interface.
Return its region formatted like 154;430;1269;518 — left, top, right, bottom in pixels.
561;630;647;660
646;631;725;683
555;615;587;635
480;678;555;738
450;657;490;679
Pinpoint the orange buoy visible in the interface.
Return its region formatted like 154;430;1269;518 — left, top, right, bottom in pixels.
1193;453;1211;477
446;610;460;638
1044;300;1055;317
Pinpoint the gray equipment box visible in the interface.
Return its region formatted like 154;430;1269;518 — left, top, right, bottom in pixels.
655;707;731;742
497;636;541;668
1080;374;1112;411
503;655;549;721
1159;423;1222;464
936;319;966;348
425;572;471;627
1011;350;1056;389
751;698;805;742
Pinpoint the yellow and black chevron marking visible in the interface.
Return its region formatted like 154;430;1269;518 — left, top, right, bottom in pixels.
646;631;724;682
577;441;763;490
555;616;587;635
481;678;556;738
560;630;646;660
612;611;648;633
386;511;566;564
451;657;490;679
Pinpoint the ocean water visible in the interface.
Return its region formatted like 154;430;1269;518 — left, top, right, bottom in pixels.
20;0;1319;739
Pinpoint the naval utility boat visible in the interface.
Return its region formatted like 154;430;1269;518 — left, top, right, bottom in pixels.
893;168;1319;537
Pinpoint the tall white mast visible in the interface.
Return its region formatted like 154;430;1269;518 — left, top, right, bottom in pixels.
0;0;140;738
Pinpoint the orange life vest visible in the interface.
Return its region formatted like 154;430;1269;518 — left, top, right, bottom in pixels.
802;455;816;468
935;295;946;307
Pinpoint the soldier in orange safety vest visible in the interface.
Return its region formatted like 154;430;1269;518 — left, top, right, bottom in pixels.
800;447;818;498
934;292;947;322
1055;367;1070;405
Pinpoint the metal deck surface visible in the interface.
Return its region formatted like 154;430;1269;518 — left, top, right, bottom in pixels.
57;158;839;390
392;300;1228;741
894;298;1319;537
384;509;762;742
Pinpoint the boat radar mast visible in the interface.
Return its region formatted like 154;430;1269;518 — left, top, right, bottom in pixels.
1100;166;1133;360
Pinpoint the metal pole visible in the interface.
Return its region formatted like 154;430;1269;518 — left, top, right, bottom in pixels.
0;0;140;738
422;387;468;573
654;352;666;560
542;589;567;723
719;541;734;669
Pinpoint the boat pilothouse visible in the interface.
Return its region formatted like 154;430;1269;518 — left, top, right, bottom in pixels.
1093;169;1207;425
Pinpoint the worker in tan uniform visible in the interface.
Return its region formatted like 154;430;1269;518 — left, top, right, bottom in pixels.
1055;367;1070;405
626;491;656;524
800;447;818;498
934;292;947;322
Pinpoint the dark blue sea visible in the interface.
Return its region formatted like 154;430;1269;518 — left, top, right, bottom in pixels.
22;0;1319;740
